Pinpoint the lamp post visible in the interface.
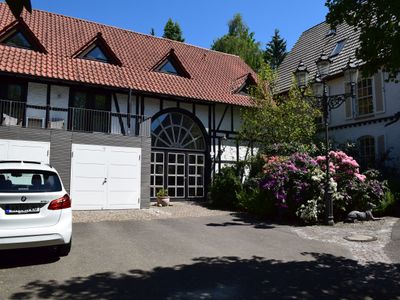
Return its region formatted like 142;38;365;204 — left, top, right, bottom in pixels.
294;54;358;225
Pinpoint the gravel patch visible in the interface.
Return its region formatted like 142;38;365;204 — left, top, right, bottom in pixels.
292;217;399;264
73;202;230;223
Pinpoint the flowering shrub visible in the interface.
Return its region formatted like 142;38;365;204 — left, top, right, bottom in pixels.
260;151;387;224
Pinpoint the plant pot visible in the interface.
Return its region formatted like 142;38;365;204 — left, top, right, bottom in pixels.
157;196;170;207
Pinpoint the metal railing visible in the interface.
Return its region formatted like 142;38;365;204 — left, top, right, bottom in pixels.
0;99;151;137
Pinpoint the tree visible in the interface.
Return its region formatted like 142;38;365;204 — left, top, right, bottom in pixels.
162;18;185;42
150;28;155;36
5;0;31;18
326;0;400;81
211;14;264;72
264;29;287;69
239;63;320;150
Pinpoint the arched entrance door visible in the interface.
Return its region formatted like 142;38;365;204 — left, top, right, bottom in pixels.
150;109;209;200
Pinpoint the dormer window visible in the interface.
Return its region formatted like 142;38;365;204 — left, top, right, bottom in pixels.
73;32;122;66
0;19;47;53
234;73;256;95
153;49;191;78
82;45;110;63
330;40;346;57
157;59;179;75
326;28;336;37
2;31;32;49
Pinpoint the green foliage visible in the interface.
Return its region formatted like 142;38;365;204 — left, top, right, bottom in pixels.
209;166;242;210
239;64;321;149
211;14;264;71
326;0;400;81
264;29;287;69
156;188;168;198
5;0;32;18
163;18;185;42
374;190;398;217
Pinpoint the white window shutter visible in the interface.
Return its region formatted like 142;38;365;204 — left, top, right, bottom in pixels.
344;82;353;119
374;70;385;113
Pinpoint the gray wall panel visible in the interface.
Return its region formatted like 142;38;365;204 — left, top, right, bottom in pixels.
140;136;151;208
50;131;73;192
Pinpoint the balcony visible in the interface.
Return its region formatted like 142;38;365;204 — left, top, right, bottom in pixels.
0;99;151;137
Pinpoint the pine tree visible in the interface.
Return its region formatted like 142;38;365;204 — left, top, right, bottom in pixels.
211;14;264;72
150;28;155;36
163;18;185;42
264;29;287;69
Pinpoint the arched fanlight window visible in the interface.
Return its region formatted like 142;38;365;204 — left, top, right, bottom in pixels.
151;111;205;151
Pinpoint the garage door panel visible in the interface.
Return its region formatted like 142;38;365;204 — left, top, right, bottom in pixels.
108;165;138;178
107;191;139;207
73;148;106;164
109;148;139;164
73;164;107;178
71;144;141;210
0;139;49;163
108;178;139;191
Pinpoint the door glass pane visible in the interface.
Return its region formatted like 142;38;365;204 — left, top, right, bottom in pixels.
93;94;108;110
187;154;205;198
150;152;164;199
7;84;23;101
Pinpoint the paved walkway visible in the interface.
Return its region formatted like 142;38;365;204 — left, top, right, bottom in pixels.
74;203;399;265
384;218;400;263
292;217;399;264
73;202;230;223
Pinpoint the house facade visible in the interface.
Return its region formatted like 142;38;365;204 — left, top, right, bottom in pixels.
0;4;255;210
278;21;400;171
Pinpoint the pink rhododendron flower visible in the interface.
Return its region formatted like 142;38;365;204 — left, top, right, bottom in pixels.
355;173;366;182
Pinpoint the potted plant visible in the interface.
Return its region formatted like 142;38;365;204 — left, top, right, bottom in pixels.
156;188;170;206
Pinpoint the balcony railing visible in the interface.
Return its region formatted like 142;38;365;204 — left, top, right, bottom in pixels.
0;99;151;137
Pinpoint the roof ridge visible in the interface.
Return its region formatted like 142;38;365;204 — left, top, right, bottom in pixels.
302;20;327;34
13;4;241;60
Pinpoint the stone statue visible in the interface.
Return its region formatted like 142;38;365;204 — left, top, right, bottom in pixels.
345;203;382;223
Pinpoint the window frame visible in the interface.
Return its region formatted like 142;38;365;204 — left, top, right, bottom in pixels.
358;135;376;169
356;77;375;117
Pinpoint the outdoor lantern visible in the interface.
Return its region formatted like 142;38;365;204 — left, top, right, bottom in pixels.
294;60;309;89
316;51;332;78
343;58;359;84
311;72;324;97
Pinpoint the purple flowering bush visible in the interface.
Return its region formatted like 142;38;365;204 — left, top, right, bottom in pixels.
260;151;387;224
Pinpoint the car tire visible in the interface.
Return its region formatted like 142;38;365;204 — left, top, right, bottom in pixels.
56;239;71;257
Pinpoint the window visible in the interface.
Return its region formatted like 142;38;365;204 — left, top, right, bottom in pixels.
70;89;111;133
157;60;178;75
2;31;33;50
358;136;375;168
357;78;374;116
0;170;62;193
330;40;345;57
83;46;110;63
326;28;336;37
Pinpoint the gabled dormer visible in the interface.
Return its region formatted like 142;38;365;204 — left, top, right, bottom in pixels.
152;49;191;78
0;18;47;53
73;32;122;66
234;73;257;95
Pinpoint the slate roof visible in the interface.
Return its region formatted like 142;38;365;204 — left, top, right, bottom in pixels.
0;4;256;106
277;21;361;93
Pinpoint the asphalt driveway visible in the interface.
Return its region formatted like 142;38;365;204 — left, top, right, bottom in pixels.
0;213;399;299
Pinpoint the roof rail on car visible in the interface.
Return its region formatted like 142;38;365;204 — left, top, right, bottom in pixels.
0;160;42;164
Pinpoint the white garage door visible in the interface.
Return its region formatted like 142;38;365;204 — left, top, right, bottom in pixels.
70;144;141;210
0;139;50;163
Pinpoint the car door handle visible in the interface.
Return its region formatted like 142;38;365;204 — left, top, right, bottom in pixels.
102;178;107;185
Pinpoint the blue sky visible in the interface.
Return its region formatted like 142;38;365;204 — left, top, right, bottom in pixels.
4;0;328;51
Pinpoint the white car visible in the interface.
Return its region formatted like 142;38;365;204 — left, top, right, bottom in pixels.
0;161;72;256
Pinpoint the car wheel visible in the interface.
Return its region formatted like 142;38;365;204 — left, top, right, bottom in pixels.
56;239;71;257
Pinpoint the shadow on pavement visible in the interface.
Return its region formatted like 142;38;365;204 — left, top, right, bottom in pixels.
206;212;276;229
0;247;60;269
10;253;400;299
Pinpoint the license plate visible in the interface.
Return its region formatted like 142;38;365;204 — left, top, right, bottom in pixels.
5;205;40;215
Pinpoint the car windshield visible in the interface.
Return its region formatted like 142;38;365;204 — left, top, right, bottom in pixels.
0;170;62;193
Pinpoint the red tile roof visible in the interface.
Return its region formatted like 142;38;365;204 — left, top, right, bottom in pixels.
0;4;255;106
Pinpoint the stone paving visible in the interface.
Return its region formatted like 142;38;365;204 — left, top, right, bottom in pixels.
292;217;399;264
73;201;230;223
